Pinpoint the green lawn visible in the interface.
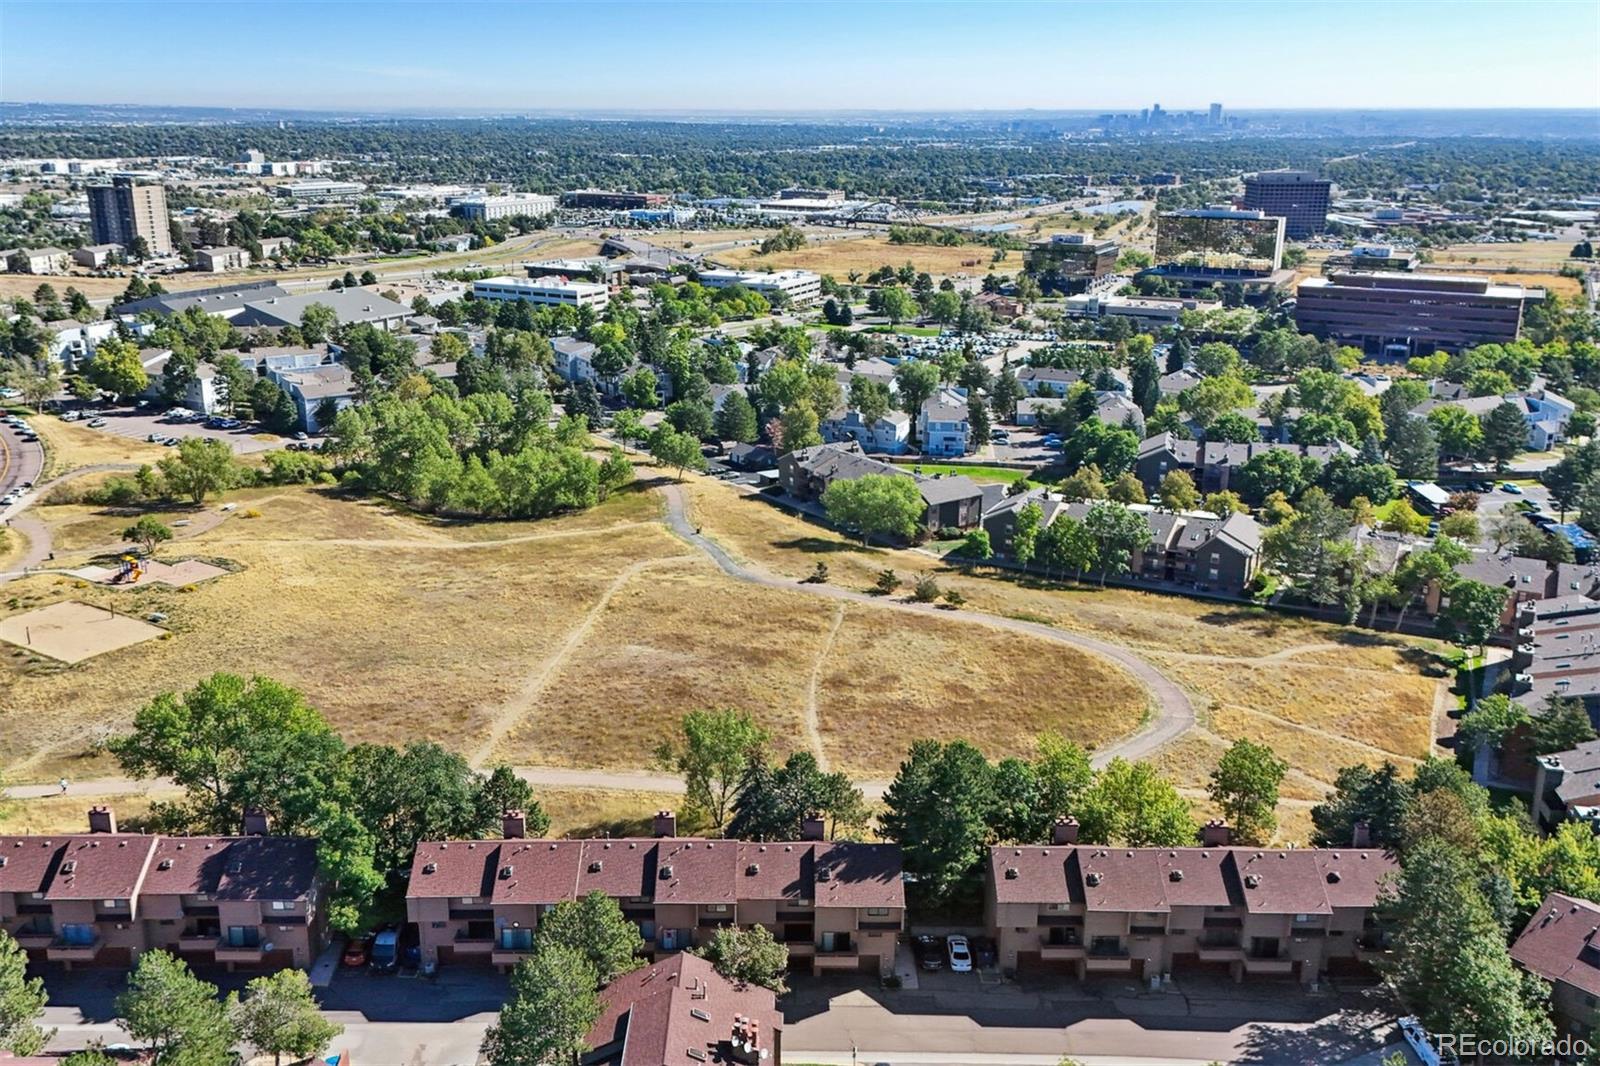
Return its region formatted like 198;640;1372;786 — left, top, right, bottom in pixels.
894;462;1030;483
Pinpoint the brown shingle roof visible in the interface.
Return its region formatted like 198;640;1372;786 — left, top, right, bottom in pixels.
576;840;657;901
0;837;68;896
1511;893;1600;997
407;840;498;900
1080;848;1170;913
586;952;781;1066
493;841;583;905
1229;850;1332;915
814;843;904;909
41;836;157;902
653;840;738;906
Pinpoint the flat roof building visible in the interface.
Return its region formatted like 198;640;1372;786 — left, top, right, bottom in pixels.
562;189;669;210
275;180;364;202
88;177;172;257
1027;233;1120;295
1241;170;1332;239
1155;208;1285;274
1296;271;1541;355
234;286;412;331
455;194;556;222
696;268;822;306
472;275;611;310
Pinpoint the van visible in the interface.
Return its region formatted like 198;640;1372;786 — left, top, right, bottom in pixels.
370;929;399;972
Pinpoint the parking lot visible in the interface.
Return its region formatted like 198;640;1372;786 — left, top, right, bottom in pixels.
67;406;292;455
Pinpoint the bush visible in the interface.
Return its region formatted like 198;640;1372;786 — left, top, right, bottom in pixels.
88;476;144;507
912;573;941;603
942;589;965;608
803;561;829;584
872;569;901;596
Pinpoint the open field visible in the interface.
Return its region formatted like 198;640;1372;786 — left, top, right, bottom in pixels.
711;236;1004;279
1432;239;1582;272
25;413;168;476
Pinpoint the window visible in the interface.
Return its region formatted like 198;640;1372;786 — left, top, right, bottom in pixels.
431;922;446;929
271;901;291;911
225;926;261;948
706;904;728;913
101;899;120;909
459;896;476;905
866;907;890;917
497;927;533;951
59;924;95;946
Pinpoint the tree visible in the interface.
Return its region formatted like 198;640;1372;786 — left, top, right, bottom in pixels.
893;360;940;440
1441;578;1509;657
1236;448;1321;504
648;426;705;482
693;924;790;994
1428;405;1484;459
534;891;644;985
1480;401;1529;470
234;970;342;1066
778;400;821;452
1438;511;1480;541
926;290;962;324
1063;418;1139;477
1192;341;1242;378
1108;471;1145;504
1386;416;1440;480
1083;500;1151;586
665;399;714;440
1011;500;1043;567
877;285;917;324
157;438;239;506
621;367;659;409
1076;758;1194;847
1033;732;1094;824
1179;374;1251;429
87;337;149;400
714;391;758;443
655;709;768;830
122;516;173;557
967;395;991;445
1310;761;1411;849
1205;412;1259;443
990;363;1022;422
480;946;601;1066
879;740;996;902
1058;465;1107;501
299;303;337;345
1203;490;1246;514
959;528;992;561
115;951;238;1066
1262;488;1351;607
1207;739;1288;845
821;473;924;545
728;751;865;842
1530;696;1598;755
0;931;50;1056
1456;694;1531;757
1379;497;1429;536
1383;839;1554;1049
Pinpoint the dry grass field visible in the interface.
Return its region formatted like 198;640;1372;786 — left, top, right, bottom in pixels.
28;415;169;477
712;237;1002;279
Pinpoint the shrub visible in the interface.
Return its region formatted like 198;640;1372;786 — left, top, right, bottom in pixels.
872;569;901;596
942;589;965;608
803;561;829;584
912;573;941;603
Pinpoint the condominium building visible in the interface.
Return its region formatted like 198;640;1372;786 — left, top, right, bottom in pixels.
193;246;251;273
88;176;173;256
1295;272;1540;355
1510;893;1600;1042
1241;170;1332;239
986;820;1395;982
1155;208;1285;273
406;810;904;975
471;275;610;311
696;268;822;306
0;807;323;971
455;194;557;222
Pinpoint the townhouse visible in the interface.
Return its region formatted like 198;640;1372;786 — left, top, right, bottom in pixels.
0;807;322;971
1134;434;1345;496
584;952;783;1066
1412;383;1575;452
820;407;911;454
918;391;971;457
406;811;904;976
1510;893;1600;1043
1532;738;1600;832
981;490;1264;596
986;820;1395;984
778;442;984;534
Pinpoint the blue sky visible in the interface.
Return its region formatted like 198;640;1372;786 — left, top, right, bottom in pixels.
3;1;1597;112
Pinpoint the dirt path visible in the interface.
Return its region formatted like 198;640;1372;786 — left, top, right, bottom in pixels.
469;554;694;767
657;482;1197;767
803;603;847;769
1;463;141;581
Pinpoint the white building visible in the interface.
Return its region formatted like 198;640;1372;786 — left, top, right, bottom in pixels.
275;180;364;203
1063;292;1221;326
697;268;822;306
918;389;971;457
71;243;122;269
7;247;68;275
472;275;610;311
455;194;557;222
193;246;251;273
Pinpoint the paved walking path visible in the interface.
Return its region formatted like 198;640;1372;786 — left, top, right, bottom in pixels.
658;482;1198;767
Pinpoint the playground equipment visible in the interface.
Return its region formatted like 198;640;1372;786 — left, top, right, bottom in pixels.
114;554;143;584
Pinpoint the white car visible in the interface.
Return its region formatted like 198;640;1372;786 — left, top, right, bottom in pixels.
946;935;973;973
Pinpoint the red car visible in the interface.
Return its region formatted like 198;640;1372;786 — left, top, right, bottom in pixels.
342;937;372;968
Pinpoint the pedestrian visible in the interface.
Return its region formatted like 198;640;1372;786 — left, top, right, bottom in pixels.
59;777;68;794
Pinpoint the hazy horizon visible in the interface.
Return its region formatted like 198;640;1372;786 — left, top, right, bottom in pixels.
3;0;1598;113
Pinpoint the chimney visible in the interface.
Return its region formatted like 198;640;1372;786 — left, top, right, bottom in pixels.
241;807;270;836
800;814;826;841
1051;817;1080;845
502;809;526;840
652;810;677;838
1201;819;1231;847
1351;821;1372;849
87;806;117;835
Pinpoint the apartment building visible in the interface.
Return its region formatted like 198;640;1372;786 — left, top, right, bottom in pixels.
697;268;823;307
88;177;173;256
1134;434;1346;496
585;953;783;1066
406;811;904;975
471;275;611;311
1510;893;1600;1042
986;820;1395;983
918;392;971;457
0;807;322;971
778;442;984;533
1532;739;1600;832
193;246;251;273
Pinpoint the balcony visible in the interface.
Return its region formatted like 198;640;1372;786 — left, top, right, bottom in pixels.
47;935;102;962
697;916;735;929
859;920;902;932
491;947;533;967
1039;942;1085;961
1243;953;1295;975
814;949;860;972
178;930;219;952
9;927;54;950
785;940;816;957
452;933;494;956
215;940;264;964
1196;940;1244;962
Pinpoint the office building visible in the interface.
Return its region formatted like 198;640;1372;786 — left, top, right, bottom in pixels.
1295;272;1540;355
454;194;557;222
1155;208;1285;273
1320;244;1418;274
696;268;822;306
561;189;669;210
1242;171;1332;239
1209;102;1223;125
472;275;611;310
275;180;365;203
1026;233;1120;295
88;177;173;256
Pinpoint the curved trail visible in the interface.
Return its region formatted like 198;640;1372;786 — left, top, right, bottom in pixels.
658;482;1197;767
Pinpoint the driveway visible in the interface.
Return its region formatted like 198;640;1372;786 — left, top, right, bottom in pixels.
782;971;1410;1065
77;407;290;455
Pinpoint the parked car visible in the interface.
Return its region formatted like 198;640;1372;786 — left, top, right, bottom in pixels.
342;937;372;967
370;929;399;972
946;934;973;973
294;431;309;441
1501;482;1523;494
913;934;944;971
86;418;107;428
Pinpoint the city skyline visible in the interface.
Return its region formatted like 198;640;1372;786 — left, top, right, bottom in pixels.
3;0;1598;113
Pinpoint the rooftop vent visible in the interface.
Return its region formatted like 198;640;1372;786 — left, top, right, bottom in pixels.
746;864;760;876
60;861;77;874
687;1050;707;1063
1004;867;1019;880
817;868;831;882
499;865;514;879
158;859;173;871
589;861;603;873
1245;874;1261;889
690;1008;711;1022
1326;871;1342;883
660;865;674;880
423;862;437;874
1169;869;1184;882
1085;872;1102;887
